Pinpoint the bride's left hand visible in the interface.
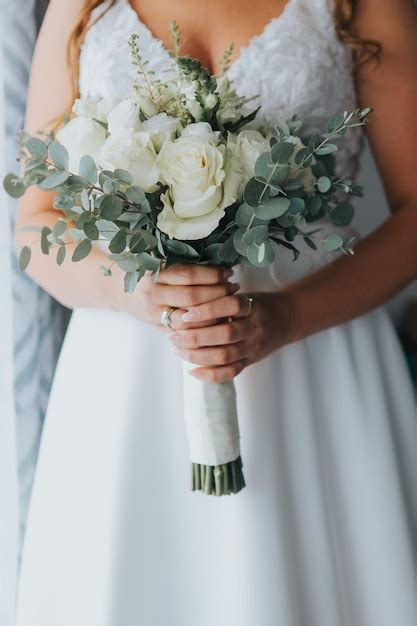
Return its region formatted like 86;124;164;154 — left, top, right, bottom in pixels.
167;291;295;382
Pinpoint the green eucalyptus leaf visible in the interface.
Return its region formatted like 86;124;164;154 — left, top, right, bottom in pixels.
254;196;290;220
324;233;344;252
246;240;274;267
41;226;52;255
100;265;113;277
288;197;305;215
202;243;223;264
76;212;92;229
26;138;48;160
243;177;265;208
254;152;274;179
315;144;338;156
96;219;119;240
317;176;331;193
283;180;304;192
114;169;134;185
242;225;268;245
303;236;317;250
326;114;345;133
294;147;313;167
19;246;31;271
124;271;140;293
79;155;98;185
57;245;66;266
110;254;141;273
284;225;298;242
165;239;199;259
218;235;239;264
307;195;323;216
137;252;161;272
72;238;92;262
49;142;69;170
129;230;157;254
3;173;26;198
271;141;294;164
84;221;99;240
81;189;90;211
53;219;67;238
236;202;254;227
331;201;354;227
125;186;146;204
232;228;248;256
54;194;74;211
109;230;127;254
39;171;70;190
100;195;124;221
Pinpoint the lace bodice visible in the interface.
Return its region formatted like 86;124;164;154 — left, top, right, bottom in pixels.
79;0;363;286
79;0;362;178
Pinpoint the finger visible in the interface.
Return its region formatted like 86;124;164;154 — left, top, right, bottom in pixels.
181;294;253;324
168;317;253;349
164;307;217;335
154;282;239;309
189;360;249;383
158;263;233;286
175;341;251;367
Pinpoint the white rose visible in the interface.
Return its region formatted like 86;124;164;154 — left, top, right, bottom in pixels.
72;96;118;122
107;98;140;135
156;136;242;240
179;83;204;121
288;136;316;193
229;129;270;181
141;113;180;151
181;122;220;144
97;129;159;192
57;117;106;174
136;95;159;118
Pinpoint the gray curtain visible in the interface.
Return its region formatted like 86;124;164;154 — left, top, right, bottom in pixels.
1;3;67;622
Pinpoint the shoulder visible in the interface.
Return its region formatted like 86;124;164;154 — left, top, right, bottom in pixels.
353;0;417;43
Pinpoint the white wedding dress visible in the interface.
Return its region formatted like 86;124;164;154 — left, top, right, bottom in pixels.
16;1;417;625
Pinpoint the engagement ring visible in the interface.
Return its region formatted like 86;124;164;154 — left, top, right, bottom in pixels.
242;295;254;316
161;307;176;329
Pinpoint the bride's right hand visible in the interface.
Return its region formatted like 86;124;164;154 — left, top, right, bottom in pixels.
115;263;239;329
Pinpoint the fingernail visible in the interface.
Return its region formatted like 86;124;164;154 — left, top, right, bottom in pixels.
182;310;198;322
169;332;182;345
223;268;233;279
231;283;240;293
170;345;181;355
190;369;203;379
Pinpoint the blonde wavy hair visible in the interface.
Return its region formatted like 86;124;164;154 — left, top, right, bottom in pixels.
67;0;381;102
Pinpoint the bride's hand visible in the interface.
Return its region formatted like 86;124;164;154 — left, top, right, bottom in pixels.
116;263;239;327
167;292;295;382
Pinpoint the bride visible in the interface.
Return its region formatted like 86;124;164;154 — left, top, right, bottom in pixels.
15;0;417;624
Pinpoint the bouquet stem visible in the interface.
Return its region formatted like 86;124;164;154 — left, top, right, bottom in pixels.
191;456;245;496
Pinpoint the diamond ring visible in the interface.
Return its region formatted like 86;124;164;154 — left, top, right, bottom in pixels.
161;307;176;329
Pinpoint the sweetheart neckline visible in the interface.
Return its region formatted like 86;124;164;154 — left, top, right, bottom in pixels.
121;0;297;77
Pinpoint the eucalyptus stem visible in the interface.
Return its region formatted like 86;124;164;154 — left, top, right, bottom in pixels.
191;457;245;496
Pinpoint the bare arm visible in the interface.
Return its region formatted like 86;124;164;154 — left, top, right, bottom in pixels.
169;0;417;382
16;0;234;319
16;0;115;309
285;0;417;341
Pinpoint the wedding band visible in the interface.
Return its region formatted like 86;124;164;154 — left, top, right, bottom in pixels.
161;307;176;329
242;295;254;316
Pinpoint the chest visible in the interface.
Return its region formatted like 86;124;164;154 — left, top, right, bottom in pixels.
128;0;290;75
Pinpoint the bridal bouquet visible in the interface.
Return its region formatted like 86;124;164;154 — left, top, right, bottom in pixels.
4;27;370;496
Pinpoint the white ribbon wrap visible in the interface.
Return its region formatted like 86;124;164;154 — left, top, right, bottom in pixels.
182;360;241;466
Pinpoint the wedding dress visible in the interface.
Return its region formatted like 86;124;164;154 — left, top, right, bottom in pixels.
16;1;417;625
